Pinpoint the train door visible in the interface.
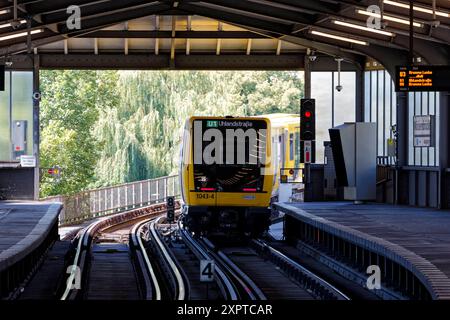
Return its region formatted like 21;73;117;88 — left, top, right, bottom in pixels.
180;121;190;203
288;132;295;167
279;132;286;168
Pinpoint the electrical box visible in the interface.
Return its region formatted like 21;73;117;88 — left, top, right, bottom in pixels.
329;122;376;202
12;120;27;159
387;138;396;157
323;141;337;200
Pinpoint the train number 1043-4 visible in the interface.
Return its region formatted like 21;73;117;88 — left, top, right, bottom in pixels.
196;193;214;199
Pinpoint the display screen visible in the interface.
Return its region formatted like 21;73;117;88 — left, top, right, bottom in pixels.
395;65;450;92
192;118;267;192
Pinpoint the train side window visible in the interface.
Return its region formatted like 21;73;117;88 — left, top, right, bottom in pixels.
182;125;190;165
289;133;294;161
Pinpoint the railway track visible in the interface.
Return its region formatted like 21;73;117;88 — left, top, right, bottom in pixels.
197;237;266;300
148;216;350;301
145;216;252;300
147;216;188;300
201;237;349;300
60;205;351;301
60;204;167;300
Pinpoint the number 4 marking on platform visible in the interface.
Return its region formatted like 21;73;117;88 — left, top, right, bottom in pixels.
200;260;215;282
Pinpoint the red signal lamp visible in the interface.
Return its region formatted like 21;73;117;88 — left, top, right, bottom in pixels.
304;111;312;118
200;187;215;191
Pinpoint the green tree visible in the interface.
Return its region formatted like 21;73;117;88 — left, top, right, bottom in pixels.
39;70;118;197
234;71;303;115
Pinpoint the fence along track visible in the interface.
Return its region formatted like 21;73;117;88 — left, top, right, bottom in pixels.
44;175;180;226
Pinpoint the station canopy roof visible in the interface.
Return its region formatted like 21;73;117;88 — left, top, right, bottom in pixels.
0;0;449;70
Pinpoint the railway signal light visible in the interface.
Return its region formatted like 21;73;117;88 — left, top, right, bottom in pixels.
45;166;62;181
167;209;175;223
48;168;60;175
300;99;315;141
300;99;316;164
166;196;175;223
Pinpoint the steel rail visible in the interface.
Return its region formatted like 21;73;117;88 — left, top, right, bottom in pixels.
178;220;239;300
130;219;162;300
61;204;168;300
200;238;267;300
61;220;99;300
252;239;351;300
149;216;186;300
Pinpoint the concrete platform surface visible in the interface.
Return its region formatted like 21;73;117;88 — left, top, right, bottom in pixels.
0;201;62;271
275;202;450;299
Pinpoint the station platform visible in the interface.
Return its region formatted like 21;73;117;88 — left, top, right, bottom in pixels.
0;201;62;297
275;202;450;300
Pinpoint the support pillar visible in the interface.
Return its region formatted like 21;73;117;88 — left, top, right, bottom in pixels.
355;66;365;122
439;91;450;209
396;93;408;167
395;92;409;204
33;54;40;200
304;55;311;99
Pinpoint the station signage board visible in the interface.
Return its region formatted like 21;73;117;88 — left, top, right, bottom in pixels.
20;155;36;168
395;65;450;92
200;260;215;282
413;115;435;147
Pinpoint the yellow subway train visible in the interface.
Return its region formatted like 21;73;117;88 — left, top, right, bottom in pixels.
180;114;300;236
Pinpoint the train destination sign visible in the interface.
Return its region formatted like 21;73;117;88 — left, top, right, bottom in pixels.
395;65;450;92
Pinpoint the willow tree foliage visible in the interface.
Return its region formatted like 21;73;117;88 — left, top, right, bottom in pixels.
39;70;303;197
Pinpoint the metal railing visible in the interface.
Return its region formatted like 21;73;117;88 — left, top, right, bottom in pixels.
43;175;180;226
377;156;396;166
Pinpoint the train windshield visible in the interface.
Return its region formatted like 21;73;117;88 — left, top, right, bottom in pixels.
192;119;267;192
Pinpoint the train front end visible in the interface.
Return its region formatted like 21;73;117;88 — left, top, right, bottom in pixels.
180;116;273;237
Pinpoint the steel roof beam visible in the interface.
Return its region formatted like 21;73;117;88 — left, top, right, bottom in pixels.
41;0;161;24
0;0;163;36
57;3;170;34
37;53;306;70
202;0;316;25
255;0;340;15
178;2;292;35
280;34;365;66
24;0;108;15
81;30;271;39
0;3;171;55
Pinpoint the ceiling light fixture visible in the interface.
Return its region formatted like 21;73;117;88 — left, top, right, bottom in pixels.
357;9;423;27
333;20;395;36
383;0;449;18
0;29;43;42
0;19;26;29
311;30;369;45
